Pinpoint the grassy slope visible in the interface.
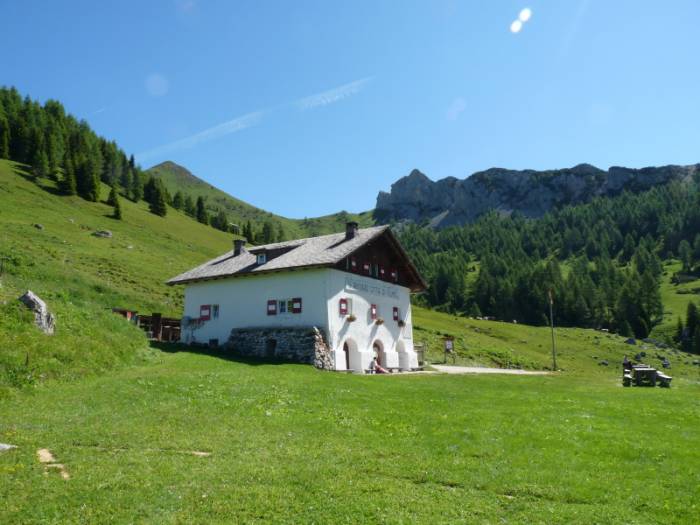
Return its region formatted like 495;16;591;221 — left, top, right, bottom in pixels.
653;260;700;339
147;161;374;239
0;160;233;391
413;307;700;379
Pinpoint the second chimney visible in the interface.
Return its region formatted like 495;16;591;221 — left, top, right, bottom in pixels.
345;221;359;241
233;238;247;256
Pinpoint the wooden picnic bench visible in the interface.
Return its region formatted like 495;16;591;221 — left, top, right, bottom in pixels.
656;372;672;388
622;364;672;388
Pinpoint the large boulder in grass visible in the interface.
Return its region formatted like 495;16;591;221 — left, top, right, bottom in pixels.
18;290;55;335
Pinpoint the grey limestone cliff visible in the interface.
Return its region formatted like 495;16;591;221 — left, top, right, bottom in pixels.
375;163;698;228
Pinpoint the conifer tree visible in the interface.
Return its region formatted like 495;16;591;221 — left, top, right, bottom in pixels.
183;195;195;217
0;113;10;159
149;184;167;217
59;159;77;195
674;317;685;343
196;196;208;224
112;193;122;220
107;185;118;206
687;302;699;340
172;191;184;210
130;172;143;202
261;221;275;243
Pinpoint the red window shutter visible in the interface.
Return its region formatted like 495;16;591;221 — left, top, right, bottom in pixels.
292;297;302;314
200;305;211;321
371;304;377;320
339;298;348;315
379;266;386;279
363;262;371;274
267;300;277;315
393;307;399;321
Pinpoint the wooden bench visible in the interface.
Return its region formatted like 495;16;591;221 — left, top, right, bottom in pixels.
622;372;633;387
656;372;672;388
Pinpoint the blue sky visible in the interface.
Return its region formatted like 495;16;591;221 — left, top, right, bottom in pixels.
3;1;700;217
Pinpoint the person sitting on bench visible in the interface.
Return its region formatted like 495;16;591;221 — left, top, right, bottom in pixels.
370;357;388;374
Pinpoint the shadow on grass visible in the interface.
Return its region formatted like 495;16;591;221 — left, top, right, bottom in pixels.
149;341;296;367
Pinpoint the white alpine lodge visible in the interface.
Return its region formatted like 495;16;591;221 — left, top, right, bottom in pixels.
167;222;427;372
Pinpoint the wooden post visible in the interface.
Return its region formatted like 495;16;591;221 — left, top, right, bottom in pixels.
548;290;557;371
152;313;162;341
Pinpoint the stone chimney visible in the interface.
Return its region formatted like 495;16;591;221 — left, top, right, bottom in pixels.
233;238;247;256
345;221;359;241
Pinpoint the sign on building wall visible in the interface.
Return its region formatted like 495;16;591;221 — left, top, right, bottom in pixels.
344;276;399;299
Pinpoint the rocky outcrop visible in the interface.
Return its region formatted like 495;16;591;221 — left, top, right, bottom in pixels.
375;163;698;228
226;326;333;370
18;290;55;335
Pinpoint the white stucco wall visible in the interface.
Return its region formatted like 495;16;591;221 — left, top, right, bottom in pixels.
181;268;330;346
180;267;418;372
325;269;417;372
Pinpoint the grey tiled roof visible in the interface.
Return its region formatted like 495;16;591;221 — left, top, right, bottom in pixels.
167;225;390;285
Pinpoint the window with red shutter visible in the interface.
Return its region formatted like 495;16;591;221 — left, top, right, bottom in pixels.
363;262;371;274
393;307;399;321
267;300;277;315
351;257;358;271
391;269;398;282
200;305;211;321
370;304;377;320
292;297;302;314
379;266;386;279
339;298;348;316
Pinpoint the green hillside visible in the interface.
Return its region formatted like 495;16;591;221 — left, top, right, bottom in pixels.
0;159;234;391
146;160;374;240
2;158;698;394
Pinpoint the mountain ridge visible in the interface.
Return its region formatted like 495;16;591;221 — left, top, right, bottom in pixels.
376;163;699;227
146;160;374;239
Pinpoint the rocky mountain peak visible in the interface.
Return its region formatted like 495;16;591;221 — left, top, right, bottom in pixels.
375;163;698;228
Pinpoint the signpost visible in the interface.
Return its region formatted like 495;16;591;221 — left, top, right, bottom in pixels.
443;336;455;364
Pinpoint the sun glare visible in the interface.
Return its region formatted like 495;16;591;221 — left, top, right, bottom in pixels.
519;8;532;22
510;20;523;33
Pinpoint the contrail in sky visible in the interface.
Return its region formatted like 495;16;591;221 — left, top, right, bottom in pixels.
137;77;372;162
296;77;373;111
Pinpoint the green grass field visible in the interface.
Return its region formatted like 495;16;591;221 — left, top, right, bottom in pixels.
2;160;700;523
1;351;699;523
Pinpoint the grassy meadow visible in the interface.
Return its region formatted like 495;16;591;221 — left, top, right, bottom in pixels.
2;160;700;523
1;351;699;524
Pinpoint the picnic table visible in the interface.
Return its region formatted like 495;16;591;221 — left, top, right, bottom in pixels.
623;364;672;388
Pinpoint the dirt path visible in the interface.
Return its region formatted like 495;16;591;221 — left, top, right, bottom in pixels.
432;365;550;376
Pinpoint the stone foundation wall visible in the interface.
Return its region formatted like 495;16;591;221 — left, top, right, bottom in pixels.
226;326;333;370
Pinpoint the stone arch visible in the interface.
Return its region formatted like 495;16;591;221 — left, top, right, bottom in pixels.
343;337;361;371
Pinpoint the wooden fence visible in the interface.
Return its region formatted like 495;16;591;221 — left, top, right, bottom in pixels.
112;309;181;342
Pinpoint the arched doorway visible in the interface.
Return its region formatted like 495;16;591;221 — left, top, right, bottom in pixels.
342;342;351;370
342;338;360;371
372;339;385;366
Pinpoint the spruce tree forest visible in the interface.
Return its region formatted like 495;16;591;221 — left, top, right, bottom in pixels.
2;86;700;349
0;87;285;244
399;180;700;343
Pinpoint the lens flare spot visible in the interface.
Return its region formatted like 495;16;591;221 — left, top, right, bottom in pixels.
510;20;523;33
519;8;532;22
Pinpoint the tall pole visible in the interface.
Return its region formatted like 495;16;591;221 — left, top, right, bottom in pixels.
549;290;557;371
